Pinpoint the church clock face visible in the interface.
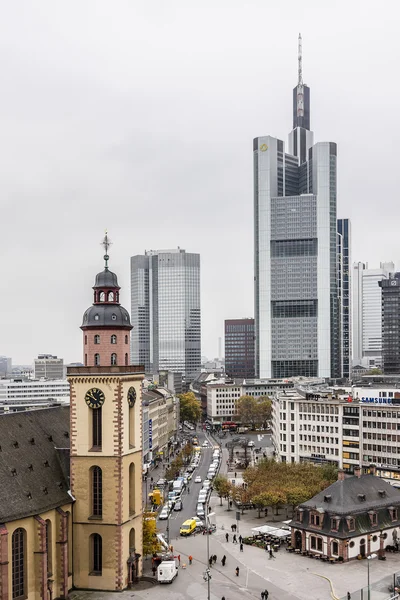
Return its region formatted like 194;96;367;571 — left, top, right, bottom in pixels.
127;386;136;407
85;387;105;409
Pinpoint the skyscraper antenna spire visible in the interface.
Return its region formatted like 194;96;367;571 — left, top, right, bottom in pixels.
298;33;303;86
101;230;112;270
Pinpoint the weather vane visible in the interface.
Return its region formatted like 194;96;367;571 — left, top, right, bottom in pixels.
101;230;112;269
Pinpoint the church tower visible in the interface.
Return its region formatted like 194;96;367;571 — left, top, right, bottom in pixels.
68;234;144;591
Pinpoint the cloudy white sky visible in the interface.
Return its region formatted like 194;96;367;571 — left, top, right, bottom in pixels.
1;1;399;365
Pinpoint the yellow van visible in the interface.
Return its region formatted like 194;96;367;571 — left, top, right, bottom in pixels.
179;518;197;536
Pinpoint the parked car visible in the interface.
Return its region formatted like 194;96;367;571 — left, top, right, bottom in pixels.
159;507;170;520
196;503;205;518
174;500;183;511
191;516;204;528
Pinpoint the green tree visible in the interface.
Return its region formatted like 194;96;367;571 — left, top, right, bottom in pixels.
366;368;382;375
179;392;202;425
213;475;231;506
142;513;160;557
285;486;310;512
236;395;259;428
256;396;272;429
251;492;270;518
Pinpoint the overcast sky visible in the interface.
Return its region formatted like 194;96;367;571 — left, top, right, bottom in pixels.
1;1;399;365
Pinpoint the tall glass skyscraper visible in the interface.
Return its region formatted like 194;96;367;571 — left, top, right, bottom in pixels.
130;248;201;382
254;35;345;379
337;219;352;378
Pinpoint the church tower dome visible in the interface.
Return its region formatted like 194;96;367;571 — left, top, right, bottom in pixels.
81;233;132;367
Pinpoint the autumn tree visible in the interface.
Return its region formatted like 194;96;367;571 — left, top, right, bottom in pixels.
142;513;160;557
213;475;232;506
236;395;271;429
256;396;272;429
178;392;202;425
251;492;270;518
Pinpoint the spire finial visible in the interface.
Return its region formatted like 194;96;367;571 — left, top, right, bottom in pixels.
298;33;303;86
101;230;112;270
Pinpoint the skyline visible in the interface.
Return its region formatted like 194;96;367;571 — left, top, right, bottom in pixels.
1;2;399;364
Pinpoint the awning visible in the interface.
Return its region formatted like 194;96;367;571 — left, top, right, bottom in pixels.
251;525;279;534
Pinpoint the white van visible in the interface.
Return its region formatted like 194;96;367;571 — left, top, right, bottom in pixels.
157;560;178;584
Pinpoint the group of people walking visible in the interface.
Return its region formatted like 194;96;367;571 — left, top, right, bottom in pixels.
225;531;244;551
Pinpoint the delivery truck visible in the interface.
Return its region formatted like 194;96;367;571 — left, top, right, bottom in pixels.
157;560;178;583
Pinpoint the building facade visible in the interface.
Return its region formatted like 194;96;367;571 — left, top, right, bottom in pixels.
337;219;351;378
379;272;400;374
0;355;12;377
254;36;343;380
142;386;178;466
34;354;65;379
225;318;255;379
353;261;393;369
0;378;70;405
130;248;201;383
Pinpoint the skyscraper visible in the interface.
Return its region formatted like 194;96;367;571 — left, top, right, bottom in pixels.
130;248;201;383
379;273;400;373
337;219;352;378
225;318;255;379
353;261;394;368
254;35;343;379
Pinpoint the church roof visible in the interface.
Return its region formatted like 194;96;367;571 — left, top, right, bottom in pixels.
93;269;120;289
0;406;71;522
300;474;400;515
81;304;132;329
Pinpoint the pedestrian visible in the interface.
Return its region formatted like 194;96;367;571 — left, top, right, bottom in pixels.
347;594;351;600
230;500;233;509
178;554;181;565
235;471;237;478
240;543;243;552
222;597;226;600
235;566;240;577
269;548;275;560
152;565;156;576
239;535;243;544
189;555;193;565
264;590;269;600
261;592;265;600
231;524;234;532
213;554;217;564
209;556;213;567
265;508;268;518
221;555;226;566
225;532;229;542
233;534;237;544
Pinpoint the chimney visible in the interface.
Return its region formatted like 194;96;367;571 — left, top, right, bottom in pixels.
369;464;377;476
337;469;345;481
354;466;361;478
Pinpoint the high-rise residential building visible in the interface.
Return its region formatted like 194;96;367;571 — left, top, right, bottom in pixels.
254;35;345;379
353;261;394;369
379;272;400;374
225;318;255;379
130;248;201;383
34;354;65;379
337;219;352;378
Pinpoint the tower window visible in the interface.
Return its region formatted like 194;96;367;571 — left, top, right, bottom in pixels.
91;466;102;517
111;314;117;321
108;291;114;301
125;335;128;344
12;528;26;599
111;335;117;344
90;533;102;575
92;408;102;449
94;335;100;345
94;314;99;321
94;353;100;366
99;292;105;302
125;353;129;366
85;335;87;345
46;520;52;576
111;353;117;366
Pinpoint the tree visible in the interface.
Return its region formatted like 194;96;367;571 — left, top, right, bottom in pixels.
178;392;202;425
213;475;231;506
285;486;310;512
142;513;160;557
256;396;272;429
236;395;259;428
366;368;382;375
251;492;270;518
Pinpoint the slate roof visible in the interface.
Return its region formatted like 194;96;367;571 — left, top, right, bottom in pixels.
0;406;71;522
300;474;400;515
93;269;120;289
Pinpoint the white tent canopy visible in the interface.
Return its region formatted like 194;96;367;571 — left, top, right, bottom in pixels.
269;528;291;538
251;525;291;537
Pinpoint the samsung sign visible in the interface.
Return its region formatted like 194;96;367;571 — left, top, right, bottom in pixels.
361;397;392;405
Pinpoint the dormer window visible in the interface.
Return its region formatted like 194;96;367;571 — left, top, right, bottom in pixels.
310;513;321;527
389;507;398;521
330;516;339;531
368;511;378;526
346;516;355;531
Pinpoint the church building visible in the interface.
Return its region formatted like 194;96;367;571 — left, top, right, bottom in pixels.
0;236;144;599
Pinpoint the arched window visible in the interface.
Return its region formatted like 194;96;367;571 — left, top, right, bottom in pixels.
85;335;87;345
12;528;26;599
46;520;53;576
90;534;102;575
129;528;136;553
94;353;100;366
129;463;135;515
94;335;100;345
125;353;129;366
111;335;117;344
92;408;102;449
99;292;105;302
125;335;128;344
108;291;114;301
111;353;117;366
91;466;102;517
331;540;339;556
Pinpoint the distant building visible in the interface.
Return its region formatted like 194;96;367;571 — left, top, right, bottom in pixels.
130;248;201;383
337;219;351;378
142;386;178;465
0;378;70;405
34;354;65;379
380;272;400;373
225;318;255;379
0;356;12;378
353;261;394;369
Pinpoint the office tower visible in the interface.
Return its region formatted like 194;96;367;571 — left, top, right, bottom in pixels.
34;354;64;379
337;219;352;378
379;272;400;373
225;318;255;379
0;356;12;378
130;248;201;383
254;35;342;379
353;262;394;369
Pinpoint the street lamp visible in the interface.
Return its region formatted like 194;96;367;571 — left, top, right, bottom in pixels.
367;553;377;600
204;511;215;600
